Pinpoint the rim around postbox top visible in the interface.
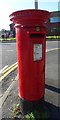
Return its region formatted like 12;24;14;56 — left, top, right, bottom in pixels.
9;9;50;25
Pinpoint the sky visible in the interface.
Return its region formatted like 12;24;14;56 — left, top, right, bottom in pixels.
0;0;60;30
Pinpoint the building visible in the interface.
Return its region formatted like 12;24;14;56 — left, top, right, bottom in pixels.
9;11;60;36
46;11;60;36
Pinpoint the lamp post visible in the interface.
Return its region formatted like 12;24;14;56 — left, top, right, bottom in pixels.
34;0;38;9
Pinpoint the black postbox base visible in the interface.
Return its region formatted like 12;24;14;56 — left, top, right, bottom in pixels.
20;96;44;115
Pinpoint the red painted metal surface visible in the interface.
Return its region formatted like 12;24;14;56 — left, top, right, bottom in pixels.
9;9;50;101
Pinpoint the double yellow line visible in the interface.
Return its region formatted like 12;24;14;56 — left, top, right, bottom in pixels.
0;62;18;82
0;47;60;82
46;48;60;52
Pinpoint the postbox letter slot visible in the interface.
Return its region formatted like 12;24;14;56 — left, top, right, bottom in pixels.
30;33;44;38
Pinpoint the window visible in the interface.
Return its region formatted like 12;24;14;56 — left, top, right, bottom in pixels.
51;27;57;32
51;27;60;33
50;17;60;23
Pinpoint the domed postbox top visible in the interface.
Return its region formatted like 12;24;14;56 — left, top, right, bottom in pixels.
9;9;50;25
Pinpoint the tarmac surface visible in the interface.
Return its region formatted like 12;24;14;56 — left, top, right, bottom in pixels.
0;40;60;120
1;77;60;120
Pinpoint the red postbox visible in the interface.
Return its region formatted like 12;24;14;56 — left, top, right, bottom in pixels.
9;9;50;114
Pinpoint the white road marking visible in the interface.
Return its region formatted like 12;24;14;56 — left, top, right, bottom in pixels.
0;65;8;73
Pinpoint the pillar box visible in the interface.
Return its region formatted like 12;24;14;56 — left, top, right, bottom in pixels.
9;9;50;114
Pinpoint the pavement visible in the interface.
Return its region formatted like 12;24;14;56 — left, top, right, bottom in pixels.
0;40;16;43
0;75;60;120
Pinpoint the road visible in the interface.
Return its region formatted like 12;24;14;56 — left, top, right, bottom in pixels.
0;41;59;68
0;43;17;68
46;41;60;88
0;40;60;119
46;41;60;107
0;41;58;68
0;43;17;95
0;41;60;103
